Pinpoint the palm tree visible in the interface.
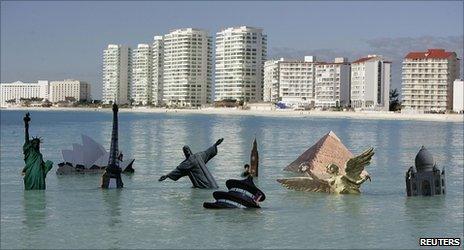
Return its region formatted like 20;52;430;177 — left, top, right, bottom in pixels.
389;88;401;111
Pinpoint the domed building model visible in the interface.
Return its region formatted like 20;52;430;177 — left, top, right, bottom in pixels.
405;146;445;196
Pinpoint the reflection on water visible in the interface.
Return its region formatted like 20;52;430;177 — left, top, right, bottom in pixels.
211;116;247;180
21;191;47;249
22;191;47;231
102;190;122;227
404;196;446;226
1;110;463;249
101;189;123;249
157;119;189;175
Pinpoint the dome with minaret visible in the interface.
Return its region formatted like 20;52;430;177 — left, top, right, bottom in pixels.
414;146;435;172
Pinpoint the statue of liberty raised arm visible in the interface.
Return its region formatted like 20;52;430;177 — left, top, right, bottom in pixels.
22;112;53;190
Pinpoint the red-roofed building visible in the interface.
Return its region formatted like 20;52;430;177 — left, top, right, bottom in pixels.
405;49;455;60
402;49;460;112
350;55;391;110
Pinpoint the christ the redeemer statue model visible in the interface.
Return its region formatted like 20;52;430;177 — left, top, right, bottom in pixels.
159;139;224;189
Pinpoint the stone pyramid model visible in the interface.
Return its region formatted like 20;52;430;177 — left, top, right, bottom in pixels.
284;131;354;177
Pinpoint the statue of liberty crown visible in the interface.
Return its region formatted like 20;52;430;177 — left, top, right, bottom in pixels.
31;136;43;143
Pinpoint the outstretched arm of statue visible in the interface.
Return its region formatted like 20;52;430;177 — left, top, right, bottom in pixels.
199;138;223;164
159;161;190;181
160;168;184;181
24;113;31;142
214;138;224;146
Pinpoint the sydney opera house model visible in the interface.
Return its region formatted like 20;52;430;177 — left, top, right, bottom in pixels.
56;134;134;175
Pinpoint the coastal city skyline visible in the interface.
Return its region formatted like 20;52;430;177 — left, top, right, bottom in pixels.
1;3;464;249
2;47;461;113
1;1;463;99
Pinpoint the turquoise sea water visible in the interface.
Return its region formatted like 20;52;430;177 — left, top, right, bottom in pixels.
1;110;463;249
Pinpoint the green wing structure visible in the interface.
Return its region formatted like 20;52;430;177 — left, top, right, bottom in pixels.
344;147;374;181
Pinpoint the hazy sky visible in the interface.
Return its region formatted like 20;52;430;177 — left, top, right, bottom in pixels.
1;1;463;99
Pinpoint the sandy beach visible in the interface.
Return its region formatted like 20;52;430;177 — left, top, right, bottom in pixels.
2;106;463;123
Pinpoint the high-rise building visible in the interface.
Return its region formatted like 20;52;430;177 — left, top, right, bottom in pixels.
263;56;350;108
152;36;164;106
351;55;391;110
131;44;152;105
263;59;282;103
452;79;463;113
278;58;316;106
0;81;49;107
263;57;316;106
279;57;315;106
215;26;267;102
102;44;131;104
49;79;91;103
315;58;351;108
402;49;460;112
162;28;212;107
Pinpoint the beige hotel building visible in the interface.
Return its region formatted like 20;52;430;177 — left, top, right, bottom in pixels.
402;49;460;112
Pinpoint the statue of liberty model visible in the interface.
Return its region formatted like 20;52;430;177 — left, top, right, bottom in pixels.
22;112;53;190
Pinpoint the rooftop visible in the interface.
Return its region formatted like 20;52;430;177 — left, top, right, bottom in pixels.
218;26;263;33
352;55;383;64
0;81;38;85
405;49;456;60
168;28;208;34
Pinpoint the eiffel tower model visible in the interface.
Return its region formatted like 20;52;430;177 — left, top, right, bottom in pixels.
101;104;123;189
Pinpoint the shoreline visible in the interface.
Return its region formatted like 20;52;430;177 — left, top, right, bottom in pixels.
1;106;463;123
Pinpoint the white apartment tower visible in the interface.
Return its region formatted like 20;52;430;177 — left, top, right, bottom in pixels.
278;57;316;106
215;26;267;102
152;36;164;106
131;44;152;105
263;56;350;108
162;28;212;107
263;59;282;102
351;55;391;110
402;49;460;112
453;79;463;113
315;58;351;108
102;44;131;104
